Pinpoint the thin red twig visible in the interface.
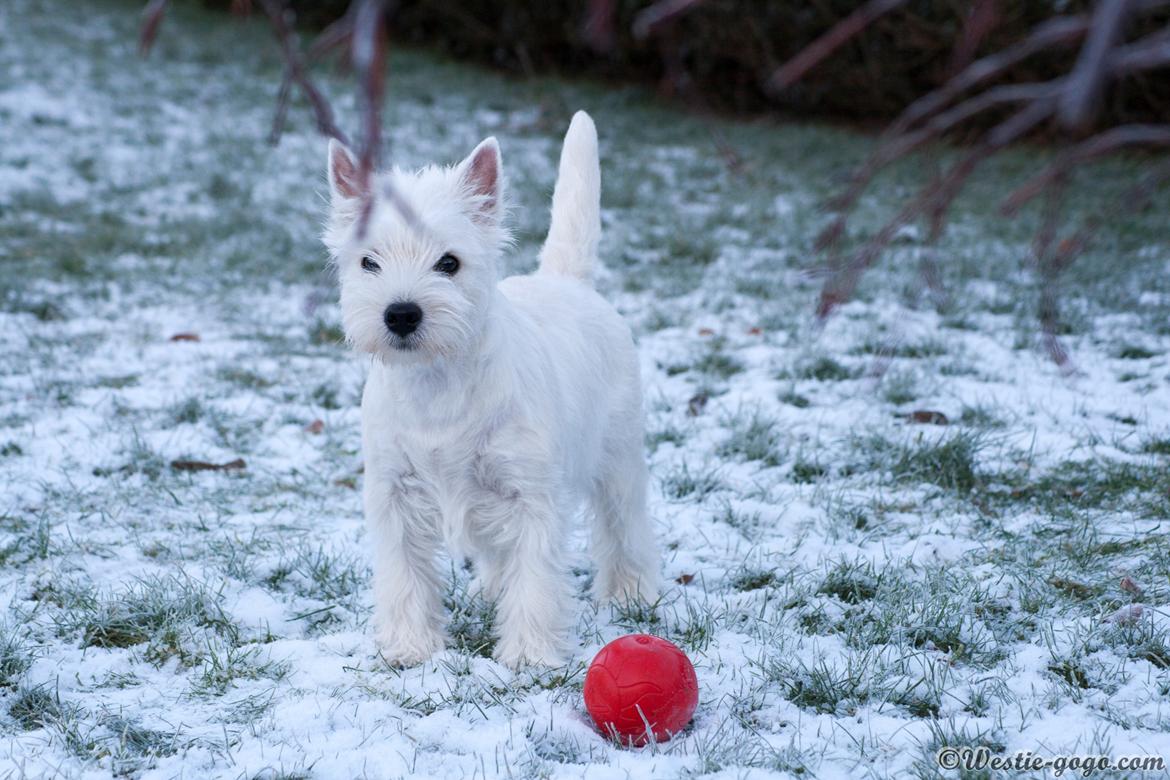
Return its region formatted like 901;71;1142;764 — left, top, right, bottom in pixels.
766;0;909;92
1003;124;1170;213
633;0;708;40
948;0;1001;75
583;0;616;51
139;0;169;55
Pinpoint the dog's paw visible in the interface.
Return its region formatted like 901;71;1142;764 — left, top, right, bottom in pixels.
596;569;659;606
492;633;566;669
375;627;446;668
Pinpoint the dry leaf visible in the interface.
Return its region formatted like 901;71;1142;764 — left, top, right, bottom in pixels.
906;410;948;425
1120;576;1144;596
1104;604;1143;625
171;458;246;472
169;332;201;342
675;573;695;585
305;419;325;434
687;393;709;417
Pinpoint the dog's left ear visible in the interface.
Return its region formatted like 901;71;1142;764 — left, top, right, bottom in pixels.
457;137;502;224
328;139;364;204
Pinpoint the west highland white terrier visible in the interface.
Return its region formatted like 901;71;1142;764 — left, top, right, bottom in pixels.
322;112;659;668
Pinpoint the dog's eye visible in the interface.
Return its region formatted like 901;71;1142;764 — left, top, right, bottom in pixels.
434;253;460;276
361;256;381;274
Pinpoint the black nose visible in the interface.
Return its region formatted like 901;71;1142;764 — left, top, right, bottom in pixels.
384;301;423;337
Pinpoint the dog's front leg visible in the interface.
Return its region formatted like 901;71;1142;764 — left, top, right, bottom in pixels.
365;471;446;666
479;491;573;669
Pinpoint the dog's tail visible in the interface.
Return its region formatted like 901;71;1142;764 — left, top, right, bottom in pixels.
538;111;600;284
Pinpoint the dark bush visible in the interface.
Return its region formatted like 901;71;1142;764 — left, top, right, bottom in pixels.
201;0;1170;126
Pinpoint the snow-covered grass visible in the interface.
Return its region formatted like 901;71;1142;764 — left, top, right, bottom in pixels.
3;1;1170;777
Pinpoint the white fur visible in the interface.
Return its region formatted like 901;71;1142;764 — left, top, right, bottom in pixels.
323;112;659;668
539;111;600;281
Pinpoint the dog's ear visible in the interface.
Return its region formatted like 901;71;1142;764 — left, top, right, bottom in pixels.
457;137;502;224
328;139;363;203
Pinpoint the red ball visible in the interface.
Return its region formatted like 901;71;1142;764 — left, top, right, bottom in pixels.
583;634;698;746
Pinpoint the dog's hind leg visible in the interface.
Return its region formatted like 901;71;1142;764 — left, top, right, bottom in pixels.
589;440;660;605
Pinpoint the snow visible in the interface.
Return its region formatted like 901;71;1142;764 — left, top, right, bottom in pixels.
1;0;1169;777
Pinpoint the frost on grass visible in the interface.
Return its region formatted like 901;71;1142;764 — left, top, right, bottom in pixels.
2;0;1170;777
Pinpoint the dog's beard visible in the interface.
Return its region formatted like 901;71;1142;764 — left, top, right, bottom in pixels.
342;303;478;366
389;334;419;352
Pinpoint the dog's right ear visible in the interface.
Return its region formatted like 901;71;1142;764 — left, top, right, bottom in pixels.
328;139;363;204
456;137;503;226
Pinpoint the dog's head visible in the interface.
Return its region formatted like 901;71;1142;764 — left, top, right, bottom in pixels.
323;138;508;365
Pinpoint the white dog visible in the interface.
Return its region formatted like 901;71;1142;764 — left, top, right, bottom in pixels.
322;112;659;668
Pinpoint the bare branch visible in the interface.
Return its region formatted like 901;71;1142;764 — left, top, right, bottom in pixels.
892;15;1090;136
948;0;1001;75
583;0;616;51
139;0;169;55
1110;25;1170;70
1004;124;1170;214
308;6;357;63
1051;158;1170;270
1032;182;1072;368
257;0;351;146
351;0;388;182
817;97;1057;319
819;82;1062;248
268;68;293;145
1032;176;1066;268
1059;0;1135;132
766;0;909;92
633;0;707;40
767;0;1170;363
1029;156;1170;370
350;0;390;237
255;0;420;235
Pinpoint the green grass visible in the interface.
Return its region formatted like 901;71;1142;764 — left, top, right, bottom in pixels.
0;624;34;689
716;408;782;467
818;559;880;604
56;575;234;662
661;463;725;500
1116;345;1157;360
885;432;984;494
189;642;289;696
785;356;858;382
9;685;69;731
881;367;919;405
445;575;498;659
854;338;946;359
1000;457;1170;518
730;568;777;592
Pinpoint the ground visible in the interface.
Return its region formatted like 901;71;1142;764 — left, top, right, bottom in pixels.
2;1;1170;778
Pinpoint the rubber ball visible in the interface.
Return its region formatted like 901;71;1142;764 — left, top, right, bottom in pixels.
583;634;698;746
